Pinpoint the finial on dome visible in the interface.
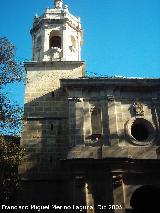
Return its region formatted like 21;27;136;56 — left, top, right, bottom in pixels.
54;0;63;9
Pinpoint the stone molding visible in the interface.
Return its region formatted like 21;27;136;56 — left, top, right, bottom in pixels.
61;78;160;88
24;61;85;68
132;101;144;116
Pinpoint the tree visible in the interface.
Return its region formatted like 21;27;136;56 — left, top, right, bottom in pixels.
0;37;24;202
0;37;23;85
0;135;24;203
0;37;24;135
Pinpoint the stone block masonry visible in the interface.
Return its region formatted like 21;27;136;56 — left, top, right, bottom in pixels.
20;61;84;179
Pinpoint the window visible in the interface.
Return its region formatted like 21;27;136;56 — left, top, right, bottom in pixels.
131;122;149;141
49;36;61;49
51;92;55;97
125;118;155;145
51;124;54;131
91;107;102;135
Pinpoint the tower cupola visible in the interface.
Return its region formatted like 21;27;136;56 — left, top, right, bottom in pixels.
31;0;83;62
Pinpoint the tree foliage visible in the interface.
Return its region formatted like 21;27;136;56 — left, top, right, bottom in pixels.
0;136;24;202
0;37;24;135
0;37;24;202
0;95;23;135
0;37;23;86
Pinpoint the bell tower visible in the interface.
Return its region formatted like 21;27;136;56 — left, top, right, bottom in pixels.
31;0;82;62
21;0;84;179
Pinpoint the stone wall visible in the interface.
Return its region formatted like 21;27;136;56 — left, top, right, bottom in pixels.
61;78;160;160
20;76;160;178
20;61;84;179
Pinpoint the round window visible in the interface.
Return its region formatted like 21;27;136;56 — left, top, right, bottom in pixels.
126;118;155;145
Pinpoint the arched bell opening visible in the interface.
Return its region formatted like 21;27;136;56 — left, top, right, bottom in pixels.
49;31;62;49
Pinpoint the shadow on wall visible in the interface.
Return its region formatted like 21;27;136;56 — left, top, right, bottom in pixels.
17;84;160;205
15;87;76;205
130;185;160;213
19;86;71;180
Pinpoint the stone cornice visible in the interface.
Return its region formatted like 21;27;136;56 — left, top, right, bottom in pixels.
24;61;85;69
31;10;81;35
61;78;160;88
31;18;67;35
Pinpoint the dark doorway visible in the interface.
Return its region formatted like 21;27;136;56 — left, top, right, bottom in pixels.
130;185;160;212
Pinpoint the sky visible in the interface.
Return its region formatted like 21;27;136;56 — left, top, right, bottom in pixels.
1;0;160;105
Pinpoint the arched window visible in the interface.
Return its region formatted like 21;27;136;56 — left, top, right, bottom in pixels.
49;36;61;49
91;107;102;139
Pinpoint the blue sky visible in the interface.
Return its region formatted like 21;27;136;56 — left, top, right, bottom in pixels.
1;0;160;105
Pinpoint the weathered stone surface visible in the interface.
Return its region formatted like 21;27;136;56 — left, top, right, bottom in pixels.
61;78;160;160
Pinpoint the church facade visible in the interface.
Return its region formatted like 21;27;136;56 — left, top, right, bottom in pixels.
20;1;160;212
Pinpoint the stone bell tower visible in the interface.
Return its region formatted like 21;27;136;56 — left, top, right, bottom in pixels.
20;0;84;179
31;0;82;62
